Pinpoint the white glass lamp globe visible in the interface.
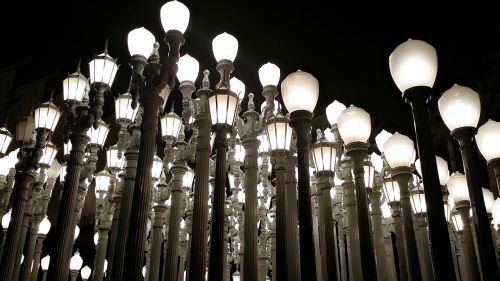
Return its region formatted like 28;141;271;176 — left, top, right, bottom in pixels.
375;129;392;153
94;232;99;245
1;210;11;229
212;32;238;62
177;54;199;83
38;216;51;235
414;156;449;186
388;39;438;94
438;84;481;132
326;100;346;126
447;172;470;202
81;265;91;280
127;27;156;58
383;132;414;168
476;119;500;162
258;62;280;87
281;70;319;113
230;77;246;100
74;225;80;240
337;105;371;145
41;255;50;271
483;188;494;213
35;101;61;132
69;251;83;271
370;152;384;173
160;0;190;33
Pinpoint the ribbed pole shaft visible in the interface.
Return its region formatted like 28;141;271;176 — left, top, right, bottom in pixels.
0;230;6;261
208;128;229;281
289;111;317;281
0;170;36;281
414;214;434;281
391;203;408;281
317;174;338;281
453;129;500;280
107;187;122;274
109;148;138;281
165;164;186;281
41;271;47;281
20;219;41;281
342;180;361;281
272;153;287;281
382;221;398;281
187;106;211;281
46;131;89;281
335;214;347;281
270;227;276;281
243;137;259;281
29;235;44;281
123;92;161;281
455;233;467;281
404;88;456;280
149;205;166;281
177;251;187;281
92;227;110;281
145;242;151;281
369;187;390;281
284;154;301;281
456;203;480;281
13;214;30;281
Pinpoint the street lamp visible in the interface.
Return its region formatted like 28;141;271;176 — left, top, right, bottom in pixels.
389;38;456;280
476;119;500;194
281;69;319;281
438;84;500;280
337;105;378;281
69;251;83;281
177;53;199;126
0;127;12;158
40;256;49;281
81;265;91;281
259;62;280;120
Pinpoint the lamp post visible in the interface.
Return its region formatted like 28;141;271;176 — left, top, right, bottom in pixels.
438;84;500;280
389;39;456;280
476;119;500;195
337;105;378;281
124;1;188;279
69;251;83;281
28;216;50;281
383;132;422;281
281;70;319;281
149;160;168;281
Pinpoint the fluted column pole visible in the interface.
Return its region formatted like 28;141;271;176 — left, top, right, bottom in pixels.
455;202;481;281
270;152;287;281
317;172;338;281
284;151;301;281
107;172;123;273
390;202;408;281
19;216;41;281
334;211;347;281
29;234;45;281
369;185;390;281
414;213;434;281
92;217;111;281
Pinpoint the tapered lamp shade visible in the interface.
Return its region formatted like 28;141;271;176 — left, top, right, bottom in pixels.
257;132;270;154
410;185;426;213
364;164;375;189
234;143;245;163
208;89;239;126
337;105;371;145
444;198;454;222
375;130;392;153
476;119;500;162
452;213;464;231
47;159;61;181
35;101;61;132
233;271;241;281
38;216;51;235
212;32;238;62
326;101;346;126
160;0;190;33
259;62;280;87
69;251;83;271
128;27;155;58
415;156;449;185
95;170;110;196
81;266;91;280
230;77;245;100
87;121;109;146
483;188;494;213
0;158;11;177
160;111;182;140
115;92;138;122
177;54;199;83
266;113;292;151
388;39;438;93
383;132;414;168
183;168;195;188
89;52;118;86
63;71;89;102
1;210;11;228
16;115;35;143
383;179;400;203
447;172;469;202
438;84;481;132
39;141;58;167
281;70;319;113
151;156;163;180
312;137;337;172
107;145;124;170
0;127;12;156
40;256;50;271
371;153;384;173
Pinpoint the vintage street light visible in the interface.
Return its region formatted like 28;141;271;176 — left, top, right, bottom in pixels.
69;251;83;281
476;119;500;194
40;256;50;281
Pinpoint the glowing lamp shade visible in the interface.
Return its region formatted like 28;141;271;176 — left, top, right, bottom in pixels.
452;213;464;231
63;71;89;102
35;101;61;132
39;141;58;167
483;188;494;213
38;216;51;235
258;62;280;87
0;127;12;156
383;132;414;168
281;70;319;113
74;225;80;240
312;137;337;172
177;54;199;83
415;156;449;186
94;232;99;245
64;141;72;157
364;164;375;189
16;115;35;143
447;172;469;202
326;101;346;126
69;251;83;271
103;260;108;272
115;92;138;122
237;190;245;203
208;89;239;126
2;210;11;228
107;145;124;170
375;130;392;153
160;111;182;140
388;39;438;93
230;77;246;100
476;119;500;162
266;113;292;152
81;266;91;280
0;158;11;177
410;186;426;214
257;132;270;154
438;84;481;132
127;27;155;58
40;256;50;271
371;153;384;173
95;170;110;196
60;163;67;183
160;0;190;33
212;32;238;62
89;52;118;86
183;168;195;188
382;179;400;203
233;271;241;281
234;143;245;163
151;156;163;180
444;198;454;222
381;202;391;219
337;105;371;145
87;121;109;147
47;160;61;181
